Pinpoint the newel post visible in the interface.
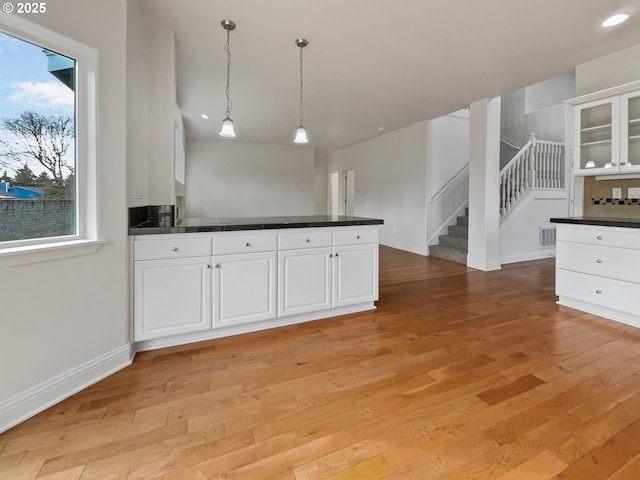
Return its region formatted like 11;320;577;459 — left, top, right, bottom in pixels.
530;133;537;188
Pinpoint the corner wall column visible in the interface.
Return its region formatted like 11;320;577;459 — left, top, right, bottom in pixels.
467;97;502;271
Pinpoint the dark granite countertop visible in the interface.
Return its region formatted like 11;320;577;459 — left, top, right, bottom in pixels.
550;217;640;228
130;215;384;235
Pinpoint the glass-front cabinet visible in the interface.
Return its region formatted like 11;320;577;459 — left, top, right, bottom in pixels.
621;92;640;170
569;82;640;176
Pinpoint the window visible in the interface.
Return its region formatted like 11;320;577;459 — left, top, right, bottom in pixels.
0;31;77;242
0;15;102;265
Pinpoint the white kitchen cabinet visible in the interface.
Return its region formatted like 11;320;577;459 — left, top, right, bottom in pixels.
132;224;380;350
554;223;640;328
333;243;379;307
567;82;640;176
278;247;332;317
278;227;379;316
213;251;277;326
134;257;211;341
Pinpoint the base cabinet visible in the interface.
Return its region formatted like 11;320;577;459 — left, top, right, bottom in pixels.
134;257;211;341
278;247;333;317
554;223;640;328
133;225;379;348
214;251;276;326
333;243;379;308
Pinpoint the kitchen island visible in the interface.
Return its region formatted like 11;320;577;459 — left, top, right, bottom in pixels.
551;217;640;328
130;214;384;351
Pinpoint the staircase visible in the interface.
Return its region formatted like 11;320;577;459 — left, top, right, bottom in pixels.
429;208;468;264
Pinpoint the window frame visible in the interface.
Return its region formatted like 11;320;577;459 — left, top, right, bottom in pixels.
0;14;103;266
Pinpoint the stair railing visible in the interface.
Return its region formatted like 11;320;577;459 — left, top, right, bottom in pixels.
426;163;469;245
499;133;564;220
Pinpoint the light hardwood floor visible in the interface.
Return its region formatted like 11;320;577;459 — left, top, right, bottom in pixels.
2;247;640;479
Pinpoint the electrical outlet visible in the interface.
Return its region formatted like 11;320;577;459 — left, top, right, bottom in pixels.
612;187;622;199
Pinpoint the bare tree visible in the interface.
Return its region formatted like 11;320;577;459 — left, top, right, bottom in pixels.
0;111;75;184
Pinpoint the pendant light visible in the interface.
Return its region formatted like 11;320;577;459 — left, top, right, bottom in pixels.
294;38;309;144
219;20;236;137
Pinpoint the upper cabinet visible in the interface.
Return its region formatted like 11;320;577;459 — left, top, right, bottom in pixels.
567;81;640;176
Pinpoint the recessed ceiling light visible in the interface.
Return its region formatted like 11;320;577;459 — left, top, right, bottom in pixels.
602;13;629;27
201;113;209;120
378;126;385;131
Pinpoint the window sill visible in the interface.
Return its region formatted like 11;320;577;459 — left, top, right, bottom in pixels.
0;239;106;267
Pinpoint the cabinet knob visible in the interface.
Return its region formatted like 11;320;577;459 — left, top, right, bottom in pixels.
596;236;603;240
214;264;221;268
356;235;361;239
612;163;618;167
335;252;339;257
205;264;211;269
596;289;602;294
245;242;251;247
171;247;178;252
596;259;602;264
329;254;333;258
306;238;311;243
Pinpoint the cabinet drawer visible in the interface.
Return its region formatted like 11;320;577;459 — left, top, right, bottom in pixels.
556;269;640;315
557;224;640;249
333;228;378;246
134;237;211;260
213;233;277;255
278;230;332;250
556;241;640;283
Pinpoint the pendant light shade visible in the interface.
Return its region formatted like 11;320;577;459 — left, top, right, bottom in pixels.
219;20;236;138
294;38;309;144
294;125;309;144
219;116;235;137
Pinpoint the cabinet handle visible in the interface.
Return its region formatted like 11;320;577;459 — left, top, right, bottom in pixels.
596;259;602;264
596;236;603;240
245;242;251;247
596;289;602;294
171;246;178;252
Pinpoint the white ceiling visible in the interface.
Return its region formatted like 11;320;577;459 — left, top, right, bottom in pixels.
141;0;640;150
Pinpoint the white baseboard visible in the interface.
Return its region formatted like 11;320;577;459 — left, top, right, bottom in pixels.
500;249;556;264
0;344;133;434
557;298;640;329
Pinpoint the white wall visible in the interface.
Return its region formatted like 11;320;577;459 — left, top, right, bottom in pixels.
499;191;569;264
0;0;129;431
576;43;640;96
186;139;315;217
327;121;428;254
313;152;329;214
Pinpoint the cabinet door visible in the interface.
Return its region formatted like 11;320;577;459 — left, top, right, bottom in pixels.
278;247;332;317
213;251;276;326
620;91;640;172
134;257;211;341
333;243;379;307
574;97;619;175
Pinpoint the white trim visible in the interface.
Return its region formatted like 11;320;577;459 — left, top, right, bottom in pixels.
0;344;133;434
557;298;640;329
0;239;105;267
500;250;555;265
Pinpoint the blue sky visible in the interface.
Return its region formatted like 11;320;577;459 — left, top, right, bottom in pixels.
0;30;75;177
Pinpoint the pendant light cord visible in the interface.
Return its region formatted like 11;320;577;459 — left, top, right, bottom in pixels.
299;45;304;125
224;27;232;118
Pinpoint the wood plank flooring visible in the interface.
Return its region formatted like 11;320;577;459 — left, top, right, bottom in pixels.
3;248;640;479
